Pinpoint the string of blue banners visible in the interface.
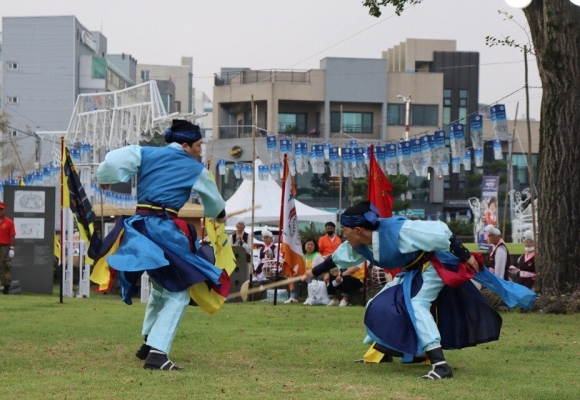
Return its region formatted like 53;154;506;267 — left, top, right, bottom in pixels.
216;104;511;181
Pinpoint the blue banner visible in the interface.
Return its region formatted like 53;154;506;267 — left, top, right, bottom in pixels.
470;114;483;149
490;104;509;141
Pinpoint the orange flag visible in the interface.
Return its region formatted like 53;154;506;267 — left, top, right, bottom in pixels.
280;157;305;284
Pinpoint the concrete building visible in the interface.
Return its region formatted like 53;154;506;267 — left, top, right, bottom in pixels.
210;38;539;218
1;16;133;175
136;57;193;114
194;90;213;139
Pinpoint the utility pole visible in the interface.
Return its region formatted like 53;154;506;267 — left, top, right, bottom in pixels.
398;94;412;141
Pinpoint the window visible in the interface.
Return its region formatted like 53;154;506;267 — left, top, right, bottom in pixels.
7;62;19;70
7;96;18;104
458;89;468;123
91;57;107;79
387;104;405;125
10;130;18;137
330;111;372;133
412;105;438;126
443;89;452;125
279;112;307;134
141;70;150;81
244;109;253;133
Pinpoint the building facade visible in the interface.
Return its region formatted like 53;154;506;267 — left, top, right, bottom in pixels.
136;57;193;114
209;38;538;219
1;16;134;175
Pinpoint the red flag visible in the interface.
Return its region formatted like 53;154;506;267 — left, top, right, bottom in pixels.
368;144;394;218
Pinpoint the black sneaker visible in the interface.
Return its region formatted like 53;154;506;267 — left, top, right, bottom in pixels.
143;350;183;371
135;342;151;360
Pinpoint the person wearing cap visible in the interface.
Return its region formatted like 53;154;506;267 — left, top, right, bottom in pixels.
92;119;226;371
0;202;16;295
485;225;510;280
318;221;342;258
512;230;536;289
255;228;277;278
302;200;536;380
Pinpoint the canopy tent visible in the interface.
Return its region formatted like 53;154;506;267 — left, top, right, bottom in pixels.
224;160;337;226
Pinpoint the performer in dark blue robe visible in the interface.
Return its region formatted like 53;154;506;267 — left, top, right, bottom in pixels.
303;201;536;380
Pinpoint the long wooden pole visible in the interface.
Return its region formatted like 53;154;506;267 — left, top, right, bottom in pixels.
229;276;302;300
249;96;256;299
59;137;65;304
274;154;288;305
524;46;538;253
503;103;519;239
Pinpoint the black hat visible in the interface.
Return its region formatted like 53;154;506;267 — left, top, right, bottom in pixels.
164;119;202;144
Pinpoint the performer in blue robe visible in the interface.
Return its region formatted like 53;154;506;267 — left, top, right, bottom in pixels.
91;119;226;371
303;201;536;380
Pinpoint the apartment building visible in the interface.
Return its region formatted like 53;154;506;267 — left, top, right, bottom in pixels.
211;39;488;213
1;16;134;174
136;57;193;114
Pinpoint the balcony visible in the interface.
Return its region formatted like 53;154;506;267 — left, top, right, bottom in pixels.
277;123;322;137
215;69;310;86
330;124;382;135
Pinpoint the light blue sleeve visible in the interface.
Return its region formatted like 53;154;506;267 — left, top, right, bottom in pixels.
193;168;226;218
398;220;451;253
331;242;367;269
97;145;142;184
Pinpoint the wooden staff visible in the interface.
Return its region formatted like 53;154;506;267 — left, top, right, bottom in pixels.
229;276;302;301
224;204;261;219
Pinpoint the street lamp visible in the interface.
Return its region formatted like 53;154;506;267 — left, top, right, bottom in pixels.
397;94;412;141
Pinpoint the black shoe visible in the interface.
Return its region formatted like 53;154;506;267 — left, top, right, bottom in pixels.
135;342;151;360
421;347;453;379
421;361;453;379
143;349;183;371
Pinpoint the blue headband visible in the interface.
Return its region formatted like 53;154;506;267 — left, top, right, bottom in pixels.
340;203;380;227
164;127;202;144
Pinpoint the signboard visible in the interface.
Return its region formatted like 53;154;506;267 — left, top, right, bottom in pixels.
477;176;499;250
3;186;56;294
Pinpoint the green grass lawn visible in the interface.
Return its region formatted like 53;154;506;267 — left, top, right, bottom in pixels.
1;292;579;399
464;242;525;255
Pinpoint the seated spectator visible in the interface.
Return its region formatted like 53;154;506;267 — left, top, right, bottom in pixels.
254;229;279;281
285;237;324;304
485;225;510;280
231;219;252;263
318;222;342;257
326;262;365;307
509;230;536;289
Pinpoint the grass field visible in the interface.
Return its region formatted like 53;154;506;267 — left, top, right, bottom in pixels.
1;291;579;400
463;242;525;254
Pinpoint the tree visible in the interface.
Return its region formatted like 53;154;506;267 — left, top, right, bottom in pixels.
362;0;580;295
0;111;34;179
350;173;411;212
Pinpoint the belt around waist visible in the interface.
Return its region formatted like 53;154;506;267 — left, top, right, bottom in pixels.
136;204;179;217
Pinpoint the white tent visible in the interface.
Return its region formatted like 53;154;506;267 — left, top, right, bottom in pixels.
225;160;337;226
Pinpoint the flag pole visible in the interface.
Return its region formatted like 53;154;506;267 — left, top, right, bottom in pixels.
59;137;65;304
274;154;288;306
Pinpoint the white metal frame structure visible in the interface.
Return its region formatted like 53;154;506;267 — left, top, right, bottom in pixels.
66;80;174;149
509;188;538;243
56;81;208;298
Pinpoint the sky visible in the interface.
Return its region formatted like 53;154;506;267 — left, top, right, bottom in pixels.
1;0;542;120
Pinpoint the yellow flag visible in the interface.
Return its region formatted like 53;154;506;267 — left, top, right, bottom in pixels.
54;233;61;260
189;169;236;314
